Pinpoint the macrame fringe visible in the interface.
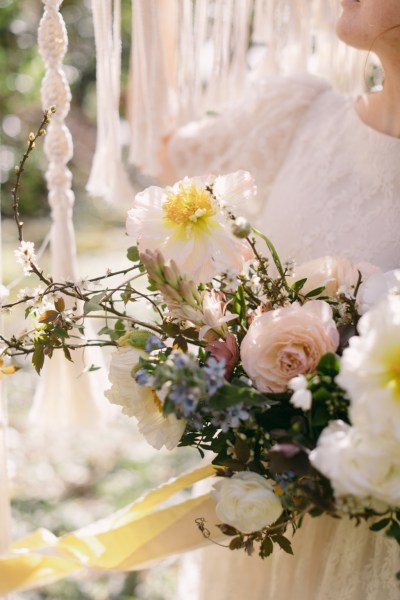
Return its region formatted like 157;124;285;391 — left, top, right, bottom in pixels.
124;0;369;178
87;0;133;203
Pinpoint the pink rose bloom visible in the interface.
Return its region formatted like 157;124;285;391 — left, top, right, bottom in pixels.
288;256;380;298
240;301;339;393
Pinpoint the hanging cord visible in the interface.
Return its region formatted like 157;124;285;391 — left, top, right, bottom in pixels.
31;0;111;431
87;0;133;202
125;0;369;176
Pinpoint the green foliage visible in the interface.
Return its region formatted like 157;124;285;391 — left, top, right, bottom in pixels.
1;0;132;218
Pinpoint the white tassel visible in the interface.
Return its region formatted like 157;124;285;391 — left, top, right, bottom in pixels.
126;0;368;176
229;0;252;97
128;0;176;176
31;0;111;431
87;0;133;203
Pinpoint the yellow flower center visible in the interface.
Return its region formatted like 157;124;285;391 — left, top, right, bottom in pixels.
163;183;217;228
382;347;400;400
152;389;163;414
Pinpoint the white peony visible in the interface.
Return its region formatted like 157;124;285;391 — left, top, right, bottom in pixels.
126;172;255;284
241;301;339;393
336;295;400;440
106;345;186;450
212;471;283;533
357;269;400;314
310;420;400;507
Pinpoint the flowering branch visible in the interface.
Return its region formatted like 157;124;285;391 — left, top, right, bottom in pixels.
12;107;55;244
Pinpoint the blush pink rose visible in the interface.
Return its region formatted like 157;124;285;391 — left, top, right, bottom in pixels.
288;256;380;298
240;301;339;393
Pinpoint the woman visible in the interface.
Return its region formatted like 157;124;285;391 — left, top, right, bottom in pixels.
166;1;400;598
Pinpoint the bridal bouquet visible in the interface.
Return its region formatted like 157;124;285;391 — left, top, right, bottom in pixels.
4;158;400;560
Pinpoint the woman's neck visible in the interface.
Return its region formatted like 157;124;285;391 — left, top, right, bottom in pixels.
356;57;400;138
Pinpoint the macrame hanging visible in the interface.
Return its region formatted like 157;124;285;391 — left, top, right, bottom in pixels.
123;0;369;179
87;0;134;203
31;0;110;430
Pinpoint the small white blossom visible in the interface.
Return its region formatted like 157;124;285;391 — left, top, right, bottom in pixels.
288;375;312;410
14;240;37;275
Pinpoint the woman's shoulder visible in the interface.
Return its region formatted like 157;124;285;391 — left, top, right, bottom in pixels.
244;73;331;113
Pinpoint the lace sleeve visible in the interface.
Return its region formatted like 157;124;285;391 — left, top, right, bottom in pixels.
168;74;329;219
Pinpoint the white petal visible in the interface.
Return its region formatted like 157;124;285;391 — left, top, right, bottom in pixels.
213;170;257;209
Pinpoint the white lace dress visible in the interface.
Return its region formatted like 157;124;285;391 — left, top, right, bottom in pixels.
169;74;400;599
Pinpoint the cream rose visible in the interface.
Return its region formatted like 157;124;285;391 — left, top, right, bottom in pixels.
288;256;379;298
212;472;283;533
310;420;400;507
241;301;339;393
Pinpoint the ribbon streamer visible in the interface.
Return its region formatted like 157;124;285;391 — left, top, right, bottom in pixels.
0;464;218;595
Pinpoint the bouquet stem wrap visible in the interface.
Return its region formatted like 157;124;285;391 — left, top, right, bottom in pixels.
0;464;217;595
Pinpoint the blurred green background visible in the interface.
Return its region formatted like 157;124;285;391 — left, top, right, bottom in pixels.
1;2;199;599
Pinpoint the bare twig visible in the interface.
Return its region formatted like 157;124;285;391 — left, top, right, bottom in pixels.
12;107;55;243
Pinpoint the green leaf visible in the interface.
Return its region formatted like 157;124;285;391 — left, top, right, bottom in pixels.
229;536;245;551
291;278;308;292
369;518;390;532
120;286;132;305
113;319;126;337
386;520;400;544
86;364;102;372
217;523;239;537
32;344;45;375
209;382;267;409
317;353;340;377
260;536;274;558
127;246;140;262
305;286;326;298
98;326;114;337
83;292;106;315
311;405;330;427
234;436;250;463
173;336;188;352
53;326;69;339
273;535;293;555
62;346;73;362
162;322;180;337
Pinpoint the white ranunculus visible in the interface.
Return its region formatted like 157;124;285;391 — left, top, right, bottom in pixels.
336;295;400;440
288;375;312;410
212;471;283;533
310;420;400;507
106;346;186;450
126;172;255;284
357;269;400;314
241;301;339;393
288;256;378;298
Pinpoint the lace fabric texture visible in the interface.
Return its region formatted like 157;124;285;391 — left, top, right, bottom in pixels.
196;515;399;600
170;75;400;599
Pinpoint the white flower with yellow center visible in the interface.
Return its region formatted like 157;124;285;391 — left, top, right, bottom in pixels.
105;345;186;450
336;295;400;441
126;172;255;284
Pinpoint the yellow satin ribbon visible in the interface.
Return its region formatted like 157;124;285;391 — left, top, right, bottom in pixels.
0;464;219;595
